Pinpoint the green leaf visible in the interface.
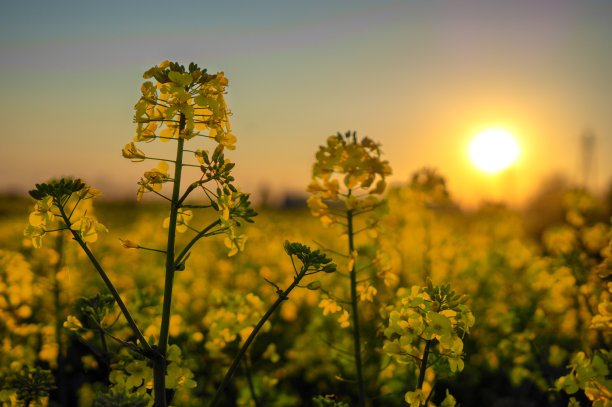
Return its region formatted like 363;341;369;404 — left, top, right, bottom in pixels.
168;71;193;86
194;94;208;106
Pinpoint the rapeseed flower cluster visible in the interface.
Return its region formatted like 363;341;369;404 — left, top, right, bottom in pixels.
556;351;612;406
122;61;255;257
383;281;474;405
126;61;236;202
384;282;474;372
132;61;234;147
24;179;107;248
307;131;391;229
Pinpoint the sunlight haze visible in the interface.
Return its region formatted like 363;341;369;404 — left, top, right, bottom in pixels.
469;129;519;174
1;0;611;207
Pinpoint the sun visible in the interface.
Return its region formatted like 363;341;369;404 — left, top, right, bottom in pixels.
469;129;519;174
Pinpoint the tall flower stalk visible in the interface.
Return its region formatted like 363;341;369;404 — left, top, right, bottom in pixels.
25;61;256;406
127;61;256;406
307;131;391;406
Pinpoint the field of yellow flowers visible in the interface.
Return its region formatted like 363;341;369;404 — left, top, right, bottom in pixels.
0;60;610;407
1;175;610;406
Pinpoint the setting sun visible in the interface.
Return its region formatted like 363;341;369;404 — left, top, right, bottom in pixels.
469;129;520;174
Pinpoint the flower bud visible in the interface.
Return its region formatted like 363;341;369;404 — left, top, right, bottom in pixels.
283;240;292;255
119;239;139;249
321;263;336;273
307;281;322;290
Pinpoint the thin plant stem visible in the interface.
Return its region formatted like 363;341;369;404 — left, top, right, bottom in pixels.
55;203;152;354
92;307;111;384
155;113;186;407
53;233;67;406
177;182;199;206
92;320;144;355
179;204;213;209
173;219;221;268
312;240;348;258
138;246;167;254
147;157;176;164
66;194;83;221
243;357;261;407
417;340;432;391
347;208;366;407
209;266;308;407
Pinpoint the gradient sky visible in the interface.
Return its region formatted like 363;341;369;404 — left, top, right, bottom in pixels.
1;0;611;207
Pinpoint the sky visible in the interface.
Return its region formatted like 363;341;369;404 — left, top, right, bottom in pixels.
1;0;611;207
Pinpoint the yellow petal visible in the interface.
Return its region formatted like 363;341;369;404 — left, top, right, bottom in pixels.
158;161;169;172
159;126;175;142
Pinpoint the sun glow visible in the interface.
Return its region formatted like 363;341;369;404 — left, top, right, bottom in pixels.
469;129;519;174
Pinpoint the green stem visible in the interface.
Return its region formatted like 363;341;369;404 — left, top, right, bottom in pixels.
209;267;307;407
173;219;221;267
92;308;111;384
138;246;167;254
347;208;366;407
55;204;152;354
156;113;186;407
53;233;67;406
176;182;199;206
243;357;261;407
417;340;432;391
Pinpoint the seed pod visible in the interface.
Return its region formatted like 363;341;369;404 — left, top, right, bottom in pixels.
307;281;322;290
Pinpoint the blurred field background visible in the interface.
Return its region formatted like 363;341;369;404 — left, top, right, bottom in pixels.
1;170;611;405
2;1;612;405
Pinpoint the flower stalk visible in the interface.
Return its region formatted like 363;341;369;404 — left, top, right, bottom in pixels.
25;62;256;406
53;233;67;406
154;114;186;407
54;200;153;354
416;339;432;391
307;131;391;406
347;208;365;406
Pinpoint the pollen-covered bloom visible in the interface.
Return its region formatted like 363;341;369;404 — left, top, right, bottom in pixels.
337;310;351;328
132;61;234;149
358;282;377;302
25;179;107;248
224;232;247;257
119;239;140;249
212;189;256;256
71;216;109;244
383;282;474;374
137;161;170;200
405;389;426;406
319;298;342;316
556;351;612;405
307;131;391;229
122;142;146;162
